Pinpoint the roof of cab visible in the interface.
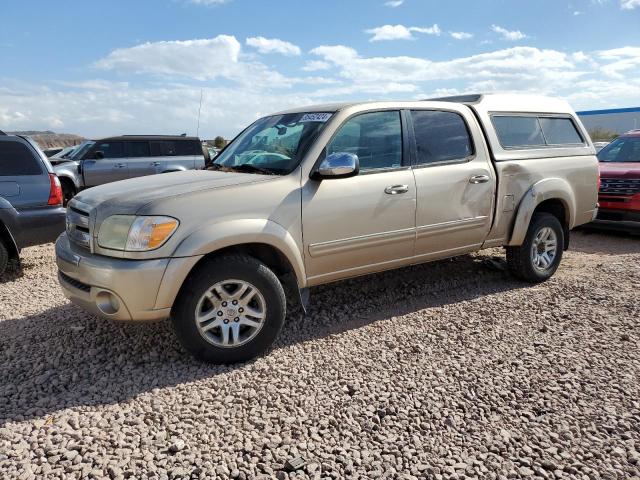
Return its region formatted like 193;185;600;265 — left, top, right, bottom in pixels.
428;93;577;115
274;94;578;117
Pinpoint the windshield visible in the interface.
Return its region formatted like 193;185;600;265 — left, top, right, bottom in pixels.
70;140;95;160
212;112;332;174
597;137;640;163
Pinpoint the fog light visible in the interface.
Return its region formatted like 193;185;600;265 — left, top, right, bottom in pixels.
95;290;120;315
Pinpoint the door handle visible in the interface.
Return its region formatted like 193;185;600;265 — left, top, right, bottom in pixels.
114;163;126;168
384;185;409;195
469;175;490;184
151;162;161;166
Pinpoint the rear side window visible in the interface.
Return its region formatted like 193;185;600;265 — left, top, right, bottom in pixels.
411;110;474;165
492;115;584;148
150;141;177;156
175;140;201;156
539;117;583;145
0;141;42;176
492;116;545;148
126;141;151;157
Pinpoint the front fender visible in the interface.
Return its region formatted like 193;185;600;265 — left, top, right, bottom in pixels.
507;178;576;246
173;218;307;287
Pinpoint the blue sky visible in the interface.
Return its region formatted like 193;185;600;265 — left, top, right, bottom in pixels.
1;0;639;138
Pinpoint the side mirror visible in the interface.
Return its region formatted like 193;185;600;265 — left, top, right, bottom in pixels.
93;150;105;160
315;152;359;179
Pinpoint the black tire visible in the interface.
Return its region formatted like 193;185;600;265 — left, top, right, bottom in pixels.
0;239;8;277
171;254;286;363
61;180;76;206
506;212;564;283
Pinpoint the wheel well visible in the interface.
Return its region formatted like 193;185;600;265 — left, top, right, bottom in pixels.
533;199;570;250
192;243;298;286
59;176;76;192
0;221;19;260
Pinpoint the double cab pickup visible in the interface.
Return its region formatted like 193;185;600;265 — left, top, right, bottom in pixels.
56;94;599;363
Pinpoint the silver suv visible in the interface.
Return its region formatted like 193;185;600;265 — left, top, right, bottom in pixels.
56;94;599;363
53;135;207;204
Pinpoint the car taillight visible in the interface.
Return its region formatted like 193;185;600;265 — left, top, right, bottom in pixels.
48;173;63;206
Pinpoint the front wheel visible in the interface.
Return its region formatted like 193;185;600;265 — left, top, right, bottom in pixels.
171;254;286;363
506;212;564;283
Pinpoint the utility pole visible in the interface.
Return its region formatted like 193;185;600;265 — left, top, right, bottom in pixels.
196;89;204;138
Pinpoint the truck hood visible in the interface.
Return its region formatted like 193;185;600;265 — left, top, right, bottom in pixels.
598;162;640;178
73;170;276;214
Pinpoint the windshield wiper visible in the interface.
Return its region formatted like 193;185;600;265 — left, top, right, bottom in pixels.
228;164;278;175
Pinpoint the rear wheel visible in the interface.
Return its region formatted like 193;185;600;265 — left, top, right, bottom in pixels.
171;254;286;363
506;212;564;283
60;179;76;206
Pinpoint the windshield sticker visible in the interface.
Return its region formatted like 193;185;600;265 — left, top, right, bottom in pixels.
300;113;332;123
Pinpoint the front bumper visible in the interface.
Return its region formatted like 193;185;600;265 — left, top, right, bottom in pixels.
55;233;201;322
592;208;640;232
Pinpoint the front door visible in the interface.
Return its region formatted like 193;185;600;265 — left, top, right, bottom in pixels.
409;108;495;260
82;141;128;187
302;110;416;285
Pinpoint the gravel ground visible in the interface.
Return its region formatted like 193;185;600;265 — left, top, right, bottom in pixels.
0;230;639;480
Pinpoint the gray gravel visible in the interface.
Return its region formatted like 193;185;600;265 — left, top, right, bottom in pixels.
1;230;639;480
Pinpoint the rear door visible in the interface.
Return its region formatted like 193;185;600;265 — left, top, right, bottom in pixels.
409;106;495;259
82;141;128;186
124;141;155;178
0;138;49;209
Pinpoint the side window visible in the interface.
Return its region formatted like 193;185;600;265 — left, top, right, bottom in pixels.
150;141;177;156
492;116;545;148
327;111;402;171
175;140;201;156
0;141;42;176
539;117;583;145
95;142;124;158
411;110;473;165
127;141;151;158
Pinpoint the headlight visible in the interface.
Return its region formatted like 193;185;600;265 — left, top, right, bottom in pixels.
98;215;179;251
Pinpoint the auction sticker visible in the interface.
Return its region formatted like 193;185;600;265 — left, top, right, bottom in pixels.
300;113;332;122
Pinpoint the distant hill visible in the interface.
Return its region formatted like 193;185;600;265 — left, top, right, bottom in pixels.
8;131;85;149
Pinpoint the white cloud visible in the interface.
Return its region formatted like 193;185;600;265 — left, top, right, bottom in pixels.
596;46;640;78
491;24;527;41
450;31;473;40
302;60;331;72
366;24;441;42
384;0;404;6
621;0;640;9
245;36;301;56
3;37;640;140
94;35;295;86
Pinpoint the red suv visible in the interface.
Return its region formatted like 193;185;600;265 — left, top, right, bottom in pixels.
595;130;640;231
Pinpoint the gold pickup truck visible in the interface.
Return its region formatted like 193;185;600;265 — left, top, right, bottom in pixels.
56;94;599;363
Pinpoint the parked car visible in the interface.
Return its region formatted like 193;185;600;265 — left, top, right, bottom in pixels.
56;94;599;363
54;135;206;205
49;145;78;165
593;141;610;153
0;132;65;276
43;147;64;158
594;129;640;231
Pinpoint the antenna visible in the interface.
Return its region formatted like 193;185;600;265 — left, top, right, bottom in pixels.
196;89;204;138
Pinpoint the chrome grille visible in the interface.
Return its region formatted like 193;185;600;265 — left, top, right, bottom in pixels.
66;204;91;249
599;177;640;196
